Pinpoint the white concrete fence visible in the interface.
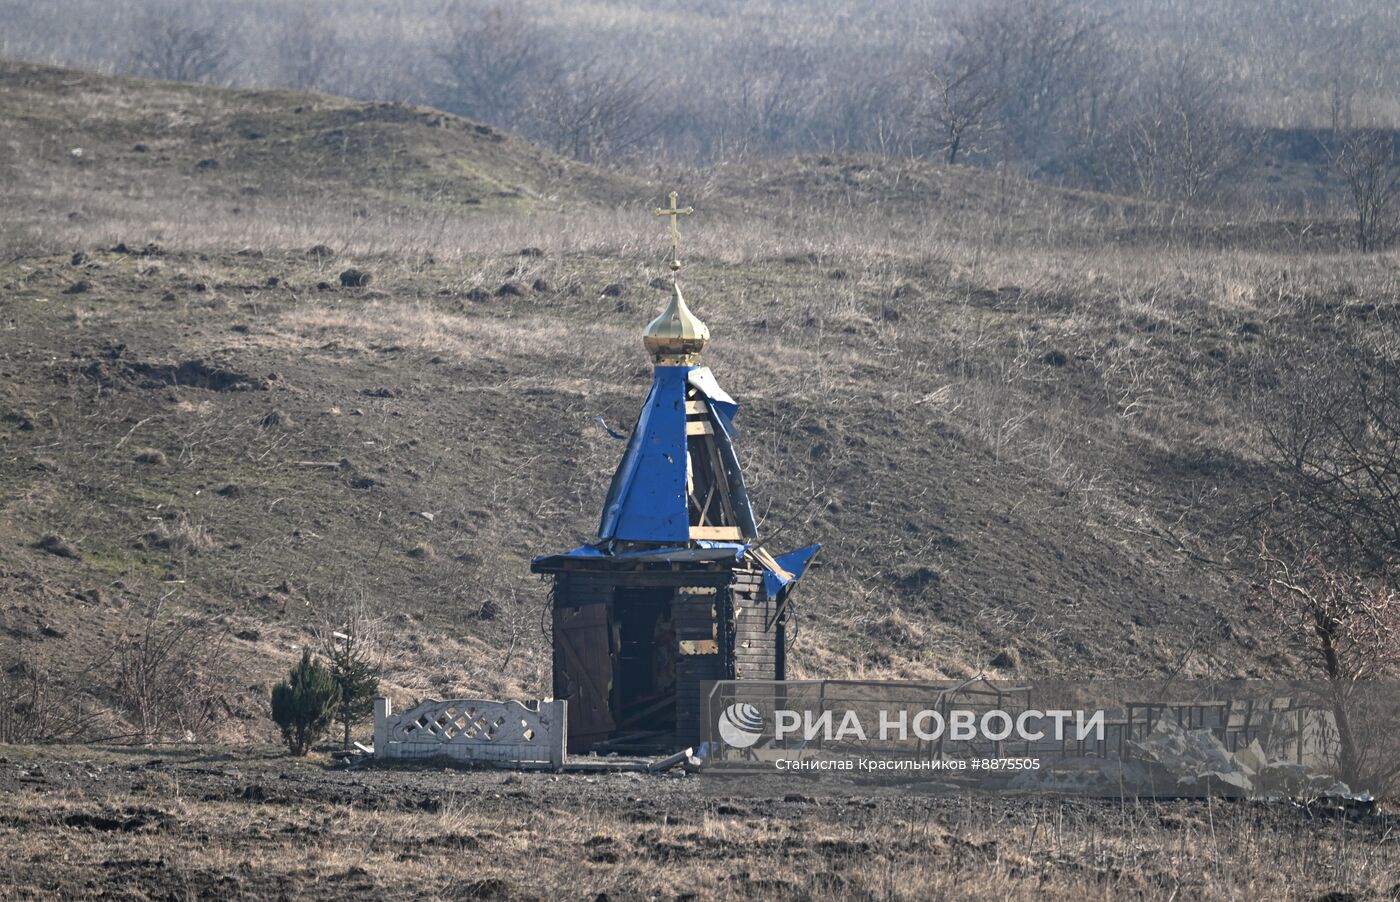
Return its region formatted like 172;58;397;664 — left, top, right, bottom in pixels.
373;697;567;770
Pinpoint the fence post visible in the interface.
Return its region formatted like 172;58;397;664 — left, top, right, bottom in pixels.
374;697;391;757
549;699;567;771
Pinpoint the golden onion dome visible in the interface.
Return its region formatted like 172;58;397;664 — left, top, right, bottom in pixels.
643;279;709;365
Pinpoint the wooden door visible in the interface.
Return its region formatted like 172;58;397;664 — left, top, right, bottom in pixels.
553;602;616;752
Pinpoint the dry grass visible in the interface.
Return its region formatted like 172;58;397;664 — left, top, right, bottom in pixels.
0;747;1395;900
6;58;1400;741
4;59;1400;901
8;192;1383;685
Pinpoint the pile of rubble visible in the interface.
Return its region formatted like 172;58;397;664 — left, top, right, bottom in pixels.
1012;719;1375;812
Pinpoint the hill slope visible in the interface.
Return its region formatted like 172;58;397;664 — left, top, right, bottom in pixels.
0;60;639;257
2;61;1382;744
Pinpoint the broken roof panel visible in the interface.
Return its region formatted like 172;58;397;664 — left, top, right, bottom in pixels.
596;364;757;544
531;540;820;594
763;543;822;598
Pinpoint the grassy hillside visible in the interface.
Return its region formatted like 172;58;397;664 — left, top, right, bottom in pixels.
0;60;638;258
1;60;1393;743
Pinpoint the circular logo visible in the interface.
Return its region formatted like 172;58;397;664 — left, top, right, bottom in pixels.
717;702;765;748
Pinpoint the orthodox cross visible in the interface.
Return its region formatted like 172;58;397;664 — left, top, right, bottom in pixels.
654;191;693;269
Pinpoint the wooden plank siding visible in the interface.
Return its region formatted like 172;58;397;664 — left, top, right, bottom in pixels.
553;601;616;752
731;580;783;681
549;564;783;750
673;587;725;745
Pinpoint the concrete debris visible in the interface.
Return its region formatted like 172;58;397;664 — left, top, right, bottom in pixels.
1011;718;1371;803
1130;719;1361;800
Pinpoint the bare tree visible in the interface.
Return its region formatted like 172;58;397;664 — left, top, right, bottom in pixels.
1327;74;1356;135
528;60;658;162
949;0;1120;170
1312;18;1366;134
128;6;234;84
1258;543;1400;791
1113;54;1248;204
1263;340;1400;575
695;42;819;161
910;46;999;165
434;2;549;129
273;6;342;91
1330;129;1399;252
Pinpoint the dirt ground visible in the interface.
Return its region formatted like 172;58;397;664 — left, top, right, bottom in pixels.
0;744;1395;900
0;236;1296;731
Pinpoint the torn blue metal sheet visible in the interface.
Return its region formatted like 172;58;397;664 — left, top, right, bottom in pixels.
597;365;691;543
595;380;658;539
762;543;822;598
709;404;759;538
532;544;610;562
595;364;759;544
687;367;740;436
548;357;815;595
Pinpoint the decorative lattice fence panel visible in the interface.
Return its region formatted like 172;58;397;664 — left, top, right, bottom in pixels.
374;697;566;769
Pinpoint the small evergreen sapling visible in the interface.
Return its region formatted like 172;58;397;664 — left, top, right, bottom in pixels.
325;630;381;749
270;649;337;756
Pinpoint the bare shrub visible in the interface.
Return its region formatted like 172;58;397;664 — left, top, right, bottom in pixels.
433;2;548;129
127;5;235;84
111;599;229;741
1259;547;1399;683
141;513;215;554
272;5;341;91
1329;128;1400;251
527;60;658;162
1109;53;1250;204
949;0;1123;171
0;658;104;744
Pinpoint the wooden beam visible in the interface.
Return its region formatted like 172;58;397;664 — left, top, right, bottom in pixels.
617;692;676;728
703;438;740;525
690;526;743;540
684;400;710;414
697;483;716;526
750;546;793;581
686;420;714;436
647;747;696;773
